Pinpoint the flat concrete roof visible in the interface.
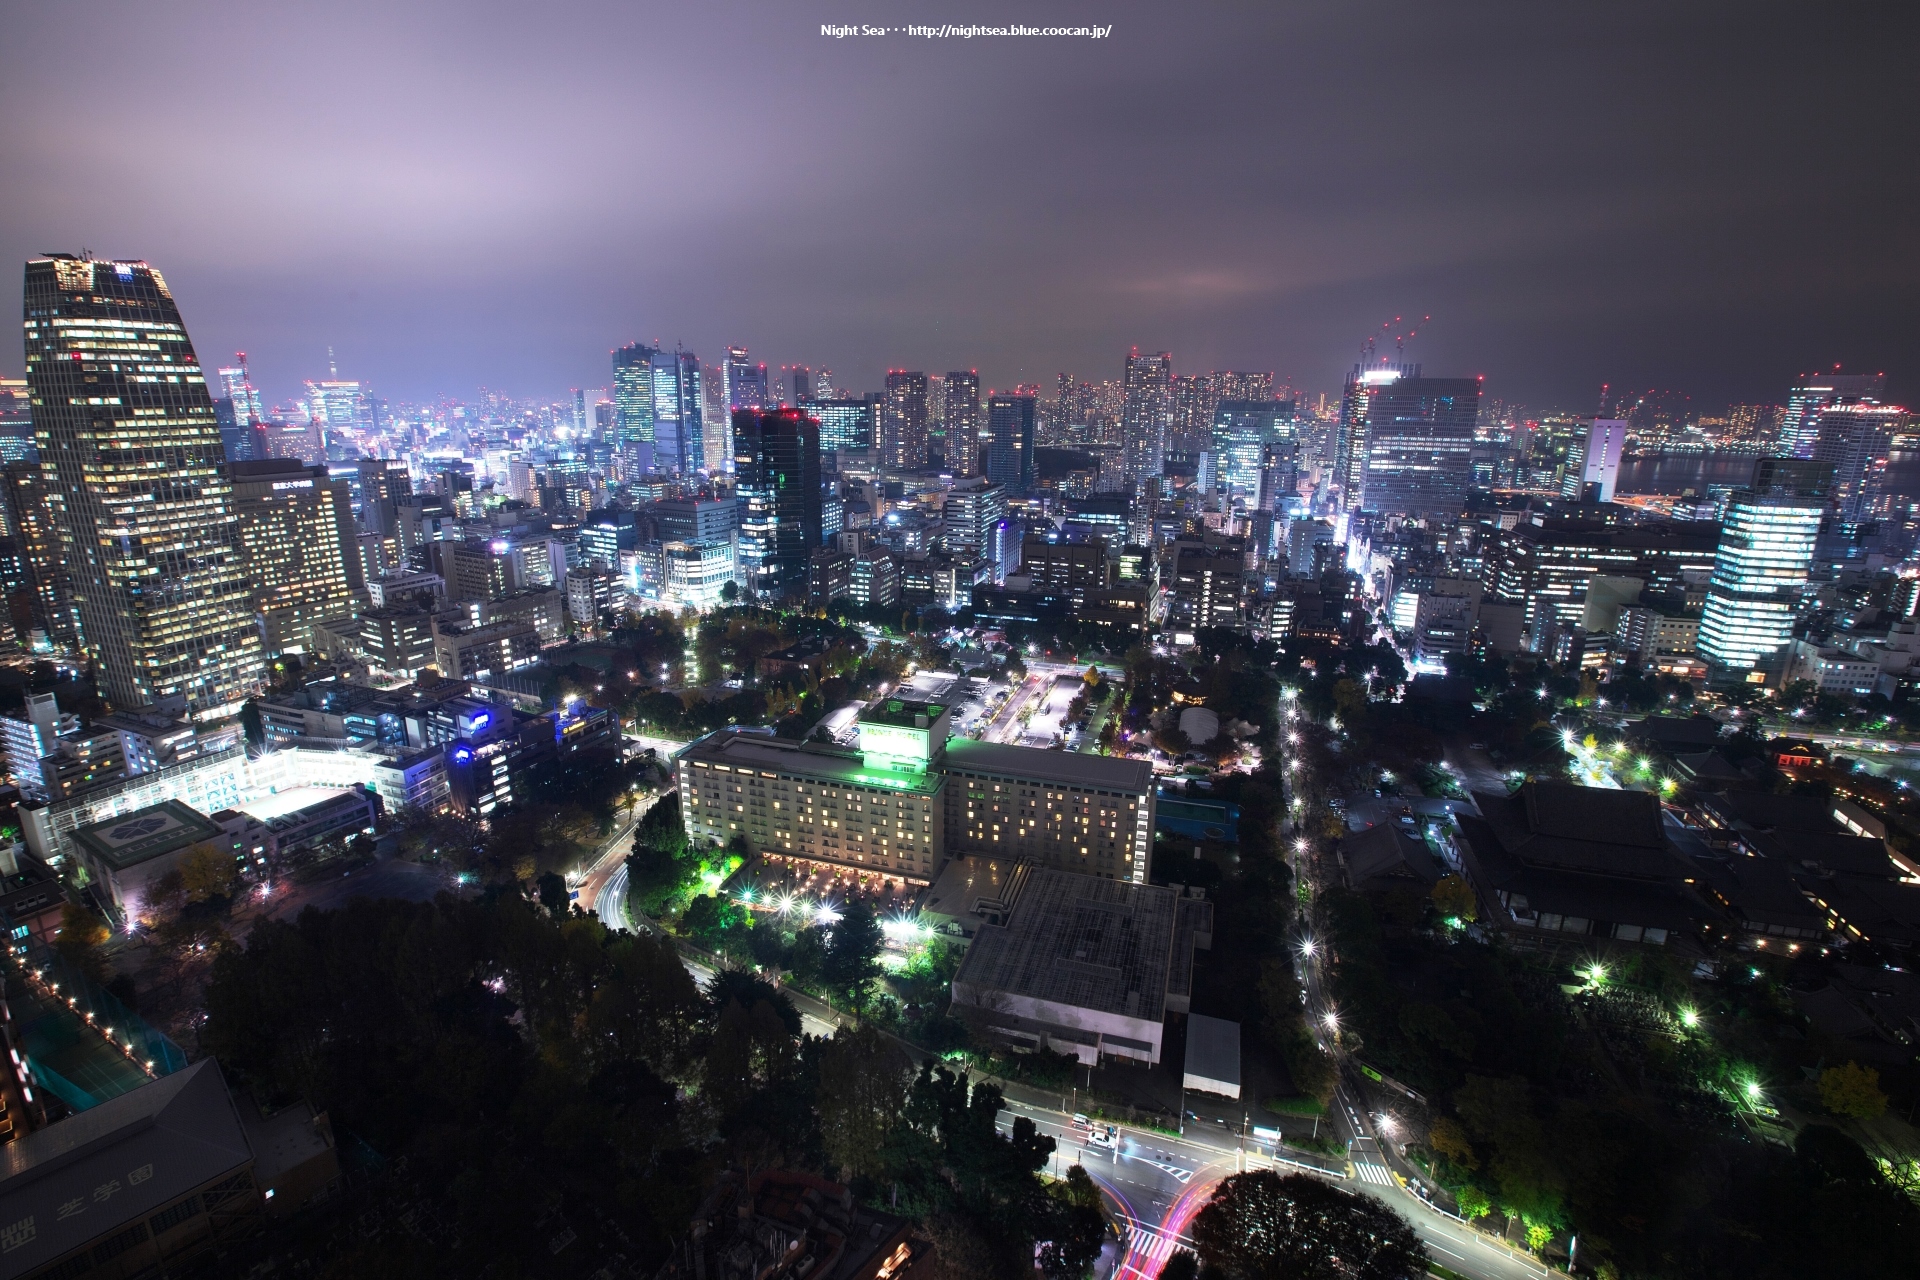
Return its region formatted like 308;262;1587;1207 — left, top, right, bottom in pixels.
1184;1013;1242;1098
944;738;1153;794
69;800;221;874
680;732;944;796
954;868;1179;1023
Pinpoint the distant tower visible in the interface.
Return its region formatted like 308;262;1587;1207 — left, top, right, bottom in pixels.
1121;349;1173;488
883;371;930;469
726;347;768;413
982;393;1036;494
943;372;982;476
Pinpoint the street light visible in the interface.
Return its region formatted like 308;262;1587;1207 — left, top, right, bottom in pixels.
1300;939;1317;958
1680;1007;1700;1029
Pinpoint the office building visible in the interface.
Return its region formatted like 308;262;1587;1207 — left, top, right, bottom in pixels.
653;349;705;475
726;346;768;411
1346;371;1481;517
611;342;660;474
1482;519;1720;628
1781;371;1886;458
883;371;930;469
801;395;881;455
1121;349;1173;487
1563;418;1628;502
1698;458;1832;675
943;371;982;475
662;538;737;611
1168;546;1245;630
734;408;822;600
0;462;77;649
228;459;359;656
943;477;1010;575
215;354;265;462
982;394;1036;494
0;377;32;461
21;256;264;716
1212;399;1296;499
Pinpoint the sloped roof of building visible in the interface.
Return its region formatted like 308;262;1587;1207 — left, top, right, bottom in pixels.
1751;830;1899;880
1344;822;1444;890
1627;715;1724;750
1469;782;1682;880
0;1060;251;1275
1698;791;1842;836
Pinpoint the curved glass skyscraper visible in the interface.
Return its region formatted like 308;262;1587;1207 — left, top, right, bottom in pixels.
22;256;263;717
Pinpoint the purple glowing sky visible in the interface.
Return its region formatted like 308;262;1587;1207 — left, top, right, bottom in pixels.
3;0;1915;411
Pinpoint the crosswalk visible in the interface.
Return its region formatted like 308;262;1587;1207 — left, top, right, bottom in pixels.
1123;1222;1193;1269
1352;1161;1394;1186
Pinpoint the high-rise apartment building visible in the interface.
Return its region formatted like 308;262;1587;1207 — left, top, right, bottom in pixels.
1171;375;1213;454
942;372;982;476
1781;371;1885;459
0;378;31;462
726;347;769;412
1811;402;1904;520
1697;458;1833;674
883;371;930;469
734;408;822;600
982;394;1036;495
22;256;264;715
228;458;359;655
1341;368;1480;517
1121;350;1173;488
355;458;412;537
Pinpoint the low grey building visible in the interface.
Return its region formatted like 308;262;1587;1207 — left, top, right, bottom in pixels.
950;866;1212;1066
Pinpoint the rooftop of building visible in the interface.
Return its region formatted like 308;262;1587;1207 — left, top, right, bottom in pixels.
70;800;223;874
952;868;1209;1025
679;731;946;796
1468;781;1683;881
0;1059;251;1276
857;698;948;729
943;737;1153;794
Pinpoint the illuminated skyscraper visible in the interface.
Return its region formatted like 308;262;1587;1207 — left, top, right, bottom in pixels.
942;371;981;475
0;378;33;461
982;394;1036;494
883;371;930;469
802;396;881;454
726;346;768;412
648;349;704;475
1780;371;1885;458
612;342;661;475
734;408;821;600
0;462;76;648
1698;458;1832;674
1211;399;1296;499
217;354;265;462
1121;349;1172;487
1335;366;1479;516
21;255;264;715
1811;402;1904;520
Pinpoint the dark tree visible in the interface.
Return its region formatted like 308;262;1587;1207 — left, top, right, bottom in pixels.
536;871;569;915
1192;1172;1427;1280
823;897;884;1002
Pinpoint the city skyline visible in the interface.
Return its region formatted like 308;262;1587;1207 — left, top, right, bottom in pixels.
2;2;1914;410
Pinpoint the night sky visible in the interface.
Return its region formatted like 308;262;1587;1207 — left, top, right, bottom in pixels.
3;0;1915;411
